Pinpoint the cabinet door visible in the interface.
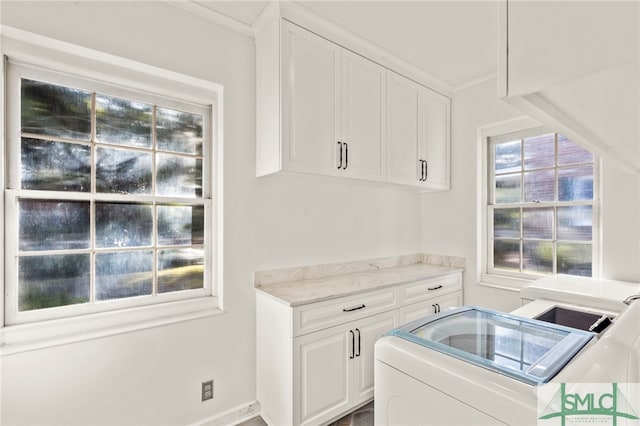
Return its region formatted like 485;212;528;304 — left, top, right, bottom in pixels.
398;301;436;326
398;291;462;326
352;311;396;405
419;87;450;190
293;323;352;426
433;292;462;312
340;50;386;182
387;71;421;186
281;21;341;176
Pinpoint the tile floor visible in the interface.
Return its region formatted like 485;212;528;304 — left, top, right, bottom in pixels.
239;402;374;426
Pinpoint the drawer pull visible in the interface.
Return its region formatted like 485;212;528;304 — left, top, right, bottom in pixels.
343;304;366;312
428;285;443;291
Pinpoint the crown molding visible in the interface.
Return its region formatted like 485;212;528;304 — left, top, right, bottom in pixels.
452;71;498;93
166;0;491;97
163;0;255;37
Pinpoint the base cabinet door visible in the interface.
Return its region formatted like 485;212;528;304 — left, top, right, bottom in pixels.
435;292;462;312
398;291;463;326
293;310;397;425
398;300;435;326
294;323;352;426
351;311;397;405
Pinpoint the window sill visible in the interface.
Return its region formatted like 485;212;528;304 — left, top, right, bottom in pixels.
0;297;222;356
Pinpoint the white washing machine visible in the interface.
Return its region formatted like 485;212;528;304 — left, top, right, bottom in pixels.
375;302;640;426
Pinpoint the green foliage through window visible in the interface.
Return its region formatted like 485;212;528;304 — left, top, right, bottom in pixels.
15;77;208;313
491;132;595;278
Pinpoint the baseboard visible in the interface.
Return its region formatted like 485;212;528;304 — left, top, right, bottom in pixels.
190;401;260;426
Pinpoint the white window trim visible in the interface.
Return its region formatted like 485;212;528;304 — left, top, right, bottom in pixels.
476;116;601;291
0;26;225;354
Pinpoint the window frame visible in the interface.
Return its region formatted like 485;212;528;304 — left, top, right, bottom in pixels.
6;62;214;325
478;117;601;290
0;27;224;352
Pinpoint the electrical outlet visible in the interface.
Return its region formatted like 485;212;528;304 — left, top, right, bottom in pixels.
202;380;214;402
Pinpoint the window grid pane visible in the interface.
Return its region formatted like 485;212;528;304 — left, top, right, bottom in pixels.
16;78;209;312
490;132;594;278
21;79;92;141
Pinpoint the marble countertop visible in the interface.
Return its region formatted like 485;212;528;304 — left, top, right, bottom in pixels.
255;263;463;307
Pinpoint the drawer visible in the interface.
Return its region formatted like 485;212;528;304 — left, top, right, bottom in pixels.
292;288;396;337
398;272;462;305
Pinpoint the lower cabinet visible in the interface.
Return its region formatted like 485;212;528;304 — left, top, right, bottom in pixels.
256;271;463;426
294;311;396;425
398;292;462;325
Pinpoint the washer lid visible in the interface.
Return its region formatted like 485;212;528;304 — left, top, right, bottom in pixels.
387;306;595;385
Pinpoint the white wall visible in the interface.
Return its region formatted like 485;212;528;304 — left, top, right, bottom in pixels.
5;3;637;424
421;77;640;312
0;2;422;425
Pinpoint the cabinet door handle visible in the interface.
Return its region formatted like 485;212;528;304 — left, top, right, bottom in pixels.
355;328;361;357
428;285;443;291
417;159;422;181
349;330;355;359
432;304;437;313
342;304;366;312
421;160;426;181
424;160;428;181
344;143;348;170
337;142;343;169
435;303;441;313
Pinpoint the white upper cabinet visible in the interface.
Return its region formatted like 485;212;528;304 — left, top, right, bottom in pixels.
387;72;420;185
499;0;640;175
281;22;342;177
420;87;450;189
280;21;386;182
255;3;451;189
387;71;450;190
340;49;387;181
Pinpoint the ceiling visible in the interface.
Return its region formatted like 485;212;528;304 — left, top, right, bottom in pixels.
192;1;498;88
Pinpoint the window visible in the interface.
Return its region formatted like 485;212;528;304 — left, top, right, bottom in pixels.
486;127;598;281
4;61;215;325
